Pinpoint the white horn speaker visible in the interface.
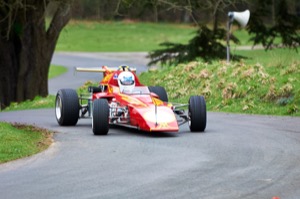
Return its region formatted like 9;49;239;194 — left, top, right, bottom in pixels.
228;10;250;27
226;9;250;63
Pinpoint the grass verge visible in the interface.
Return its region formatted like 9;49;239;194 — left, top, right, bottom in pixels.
3;95;56;112
139;56;300;116
0;65;65;163
0;122;53;164
49;65;68;79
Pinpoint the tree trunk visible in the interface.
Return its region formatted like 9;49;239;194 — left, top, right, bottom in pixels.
16;6;48;102
0;38;19;109
0;1;71;109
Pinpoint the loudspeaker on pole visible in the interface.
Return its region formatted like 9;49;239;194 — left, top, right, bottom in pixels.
226;9;250;63
228;10;250;27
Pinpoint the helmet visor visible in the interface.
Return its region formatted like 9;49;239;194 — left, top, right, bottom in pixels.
120;76;134;85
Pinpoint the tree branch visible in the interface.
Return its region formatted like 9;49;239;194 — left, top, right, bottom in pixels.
47;1;71;41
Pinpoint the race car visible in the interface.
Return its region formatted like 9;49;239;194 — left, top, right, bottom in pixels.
55;65;206;135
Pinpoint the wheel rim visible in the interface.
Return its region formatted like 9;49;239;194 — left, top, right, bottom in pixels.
92;105;94;130
188;110;191;128
92;115;94;130
55;96;62;120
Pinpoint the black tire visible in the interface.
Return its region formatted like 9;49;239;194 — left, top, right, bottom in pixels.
148;86;168;102
188;96;207;132
55;89;79;126
92;99;109;135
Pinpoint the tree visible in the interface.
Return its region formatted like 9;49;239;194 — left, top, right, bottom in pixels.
247;0;300;50
148;0;246;65
148;25;229;65
148;0;300;65
0;0;72;109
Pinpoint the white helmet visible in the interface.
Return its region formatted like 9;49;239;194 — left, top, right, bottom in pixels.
118;71;135;93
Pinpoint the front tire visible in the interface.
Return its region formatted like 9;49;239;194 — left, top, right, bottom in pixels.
189;96;206;132
55;89;79;126
92;99;109;135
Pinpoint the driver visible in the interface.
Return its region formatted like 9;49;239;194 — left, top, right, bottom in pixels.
118;71;135;93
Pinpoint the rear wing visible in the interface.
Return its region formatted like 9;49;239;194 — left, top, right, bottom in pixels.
74;66;136;74
75;65;142;86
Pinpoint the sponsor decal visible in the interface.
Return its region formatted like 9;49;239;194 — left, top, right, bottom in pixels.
113;73;118;79
158;122;169;128
102;73;113;83
152;97;164;106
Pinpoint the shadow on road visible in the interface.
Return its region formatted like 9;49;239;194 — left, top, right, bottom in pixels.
110;125;179;138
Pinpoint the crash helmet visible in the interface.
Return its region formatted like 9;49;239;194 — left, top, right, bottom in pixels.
118;71;135;93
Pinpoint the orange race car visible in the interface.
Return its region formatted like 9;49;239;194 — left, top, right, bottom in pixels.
55;65;206;135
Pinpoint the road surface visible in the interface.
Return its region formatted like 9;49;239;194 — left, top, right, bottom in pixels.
1;52;300;199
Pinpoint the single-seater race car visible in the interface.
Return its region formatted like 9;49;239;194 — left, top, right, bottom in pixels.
55;65;206;135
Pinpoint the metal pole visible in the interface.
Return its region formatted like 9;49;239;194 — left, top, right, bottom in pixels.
226;20;232;63
227;11;234;63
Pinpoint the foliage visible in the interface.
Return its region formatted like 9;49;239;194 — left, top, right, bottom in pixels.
247;0;300;50
145;0;249;65
70;0;249;23
148;25;241;65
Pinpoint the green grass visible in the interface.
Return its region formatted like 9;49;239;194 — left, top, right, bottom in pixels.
233;29;252;45
48;65;68;79
3;95;56;112
56;21;256;52
1;21;299;163
56;20;196;52
139;53;300;116
0;65;62;163
232;48;300;66
4;21;300;117
0;122;53;163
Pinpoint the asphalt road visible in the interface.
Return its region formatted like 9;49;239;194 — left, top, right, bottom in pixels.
1;52;300;199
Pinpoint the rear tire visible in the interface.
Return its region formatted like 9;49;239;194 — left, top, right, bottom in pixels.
148;86;168;102
55;89;79;126
189;96;206;132
92;99;109;135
